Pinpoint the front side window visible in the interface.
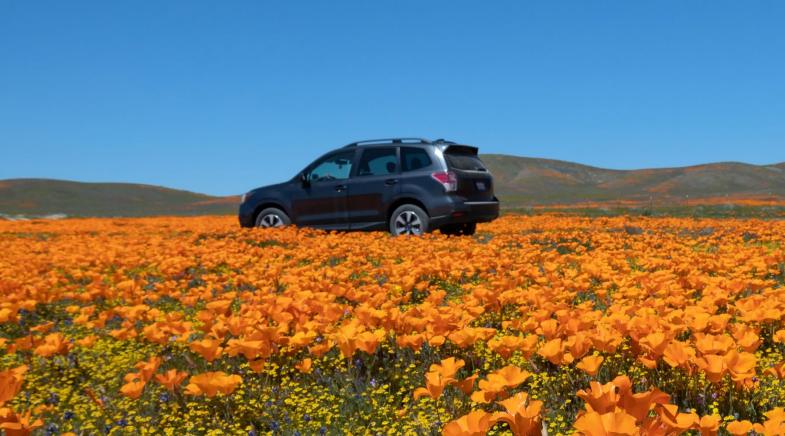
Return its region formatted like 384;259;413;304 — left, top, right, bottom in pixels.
308;151;354;182
401;147;432;172
357;148;398;177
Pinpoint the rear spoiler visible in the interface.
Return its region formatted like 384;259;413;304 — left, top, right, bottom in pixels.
444;145;479;155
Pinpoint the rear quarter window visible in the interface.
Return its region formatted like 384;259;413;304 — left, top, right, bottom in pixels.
401;147;432;172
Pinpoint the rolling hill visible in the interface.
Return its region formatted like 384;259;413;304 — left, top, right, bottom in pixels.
1;156;784;218
0;179;238;218
481;155;785;207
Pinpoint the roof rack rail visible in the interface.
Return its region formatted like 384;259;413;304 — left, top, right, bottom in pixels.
342;138;432;148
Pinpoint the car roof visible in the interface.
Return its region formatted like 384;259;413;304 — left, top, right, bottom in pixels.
341;138;455;149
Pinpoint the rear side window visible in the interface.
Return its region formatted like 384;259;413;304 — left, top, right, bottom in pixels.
445;153;487;171
401;147;432;172
357;148;398;176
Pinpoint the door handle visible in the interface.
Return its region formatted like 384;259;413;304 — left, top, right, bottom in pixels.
385;179;398;186
335;184;347;192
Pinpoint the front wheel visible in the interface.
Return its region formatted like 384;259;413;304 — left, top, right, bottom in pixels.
254;207;291;228
389;205;430;236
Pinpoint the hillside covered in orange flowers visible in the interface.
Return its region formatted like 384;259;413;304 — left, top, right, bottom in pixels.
1;215;785;434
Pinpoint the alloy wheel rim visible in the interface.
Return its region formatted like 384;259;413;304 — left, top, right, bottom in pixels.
258;214;283;228
394;211;422;235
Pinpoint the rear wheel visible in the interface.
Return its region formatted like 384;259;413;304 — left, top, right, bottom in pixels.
440;223;477;236
389;205;429;236
254;207;291;228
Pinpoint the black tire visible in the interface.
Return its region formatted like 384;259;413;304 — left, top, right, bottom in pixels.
440;223;477;236
389;204;430;236
440;224;463;236
254;207;291;228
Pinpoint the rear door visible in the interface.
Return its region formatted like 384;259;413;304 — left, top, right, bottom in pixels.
443;145;495;201
290;150;355;229
346;147;400;229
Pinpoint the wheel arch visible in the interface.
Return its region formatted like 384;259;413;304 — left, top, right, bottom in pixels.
387;197;429;222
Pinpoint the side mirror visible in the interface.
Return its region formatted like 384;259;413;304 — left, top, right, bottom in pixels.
300;172;310;187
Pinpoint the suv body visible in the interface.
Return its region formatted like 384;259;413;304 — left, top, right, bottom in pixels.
238;138;499;235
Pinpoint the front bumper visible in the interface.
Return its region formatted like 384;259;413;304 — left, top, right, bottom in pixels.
430;197;500;227
238;202;255;228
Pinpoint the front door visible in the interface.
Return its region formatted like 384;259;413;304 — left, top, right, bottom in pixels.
291;150;355;229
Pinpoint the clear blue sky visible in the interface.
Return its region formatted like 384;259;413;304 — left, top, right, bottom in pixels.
1;1;784;196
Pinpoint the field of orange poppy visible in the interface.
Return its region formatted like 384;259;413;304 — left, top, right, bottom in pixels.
1;214;785;435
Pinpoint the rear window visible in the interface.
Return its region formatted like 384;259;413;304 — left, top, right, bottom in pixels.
445;153;487;171
401;147;432;172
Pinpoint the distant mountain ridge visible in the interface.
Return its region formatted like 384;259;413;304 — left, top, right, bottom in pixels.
1;155;784;217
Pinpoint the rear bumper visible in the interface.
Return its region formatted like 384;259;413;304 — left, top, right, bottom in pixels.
430;197;500;227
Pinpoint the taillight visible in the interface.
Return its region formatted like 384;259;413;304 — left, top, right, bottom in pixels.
431;171;458;192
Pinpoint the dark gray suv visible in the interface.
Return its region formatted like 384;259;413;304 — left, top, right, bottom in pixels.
238;138;499;235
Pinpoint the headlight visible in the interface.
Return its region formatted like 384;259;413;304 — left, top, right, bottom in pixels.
240;193;247;204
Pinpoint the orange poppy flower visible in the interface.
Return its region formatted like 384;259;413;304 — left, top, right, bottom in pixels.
429;357;465;381
767;362;785;379
443;410;492;436
656;404;699;433
205;299;233;315
0;365;27;406
577;381;621;414
354;330;385;355
694;334;735;356
471;366;531;404
120;373;146;399
695;354;726;383
638;332;668;357
753;408;785;435
154;369;188;392
488;335;527;359
538;338;566;365
396;333;425;350
33;333;71;358
294;358;312;374
726;420;754;436
289;331;317;348
189;338;224;362
135;356;162;382
620;388;670;423
573;409;638;436
489;391;543;436
75;335;98;348
698;414;720;436
225;338;267;360
576;355;604;377
456;374;478;395
413;370;453;401
334;323;361;359
184;371;243;397
0;410;44;436
724;350;757;385
662;341;695;370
